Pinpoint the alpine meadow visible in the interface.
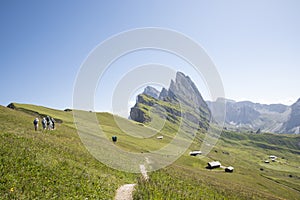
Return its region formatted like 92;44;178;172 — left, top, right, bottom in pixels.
1;81;299;199
1;2;300;199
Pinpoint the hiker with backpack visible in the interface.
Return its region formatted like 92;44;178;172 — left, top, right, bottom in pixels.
33;118;39;131
46;116;52;130
51;117;55;130
42;117;47;130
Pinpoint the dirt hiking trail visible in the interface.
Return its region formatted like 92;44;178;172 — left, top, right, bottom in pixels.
114;164;149;200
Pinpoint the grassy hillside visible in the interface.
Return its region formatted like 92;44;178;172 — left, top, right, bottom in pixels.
0;104;136;199
0;103;299;199
134;131;300;199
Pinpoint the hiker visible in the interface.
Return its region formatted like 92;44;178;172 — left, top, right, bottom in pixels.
46;116;52;130
48;120;53;130
33;118;39;131
42;117;47;130
51;117;55;130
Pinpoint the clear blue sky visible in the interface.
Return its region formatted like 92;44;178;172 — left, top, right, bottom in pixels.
1;0;300;113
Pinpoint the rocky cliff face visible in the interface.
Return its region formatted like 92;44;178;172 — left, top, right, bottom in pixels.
130;72;211;130
225;102;260;124
167;72;208;109
282;98;300;134
143;86;160;99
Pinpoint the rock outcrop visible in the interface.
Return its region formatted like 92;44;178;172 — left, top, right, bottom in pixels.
130;72;211;130
7;103;16;109
282;98;300;134
168;72;208;109
143;86;160;99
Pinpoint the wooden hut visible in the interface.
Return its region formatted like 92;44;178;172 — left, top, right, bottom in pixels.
225;166;234;173
189;151;202;156
207;161;221;169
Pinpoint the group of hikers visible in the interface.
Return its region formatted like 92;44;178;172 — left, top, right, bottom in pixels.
33;116;55;131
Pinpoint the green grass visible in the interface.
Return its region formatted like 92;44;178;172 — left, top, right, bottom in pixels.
0;105;136;199
1;103;300;199
133;167;241;200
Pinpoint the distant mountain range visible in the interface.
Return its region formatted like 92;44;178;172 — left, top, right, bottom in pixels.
130;71;300;134
207;98;300;134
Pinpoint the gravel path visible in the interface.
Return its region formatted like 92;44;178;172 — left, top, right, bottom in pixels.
139;164;149;180
114;184;136;200
114;162;149;200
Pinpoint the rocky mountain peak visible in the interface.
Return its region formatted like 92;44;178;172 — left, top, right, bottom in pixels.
143;86;160;99
169;72;208;109
283;98;300;133
130;71;211;130
158;87;168;100
294;98;300;105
